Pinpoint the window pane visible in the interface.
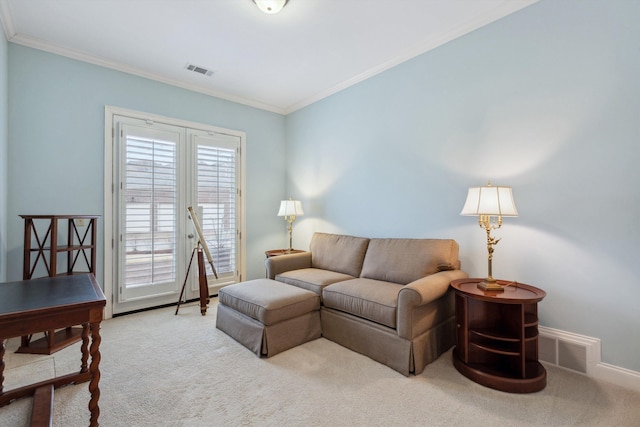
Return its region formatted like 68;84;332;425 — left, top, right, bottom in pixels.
197;144;236;275
124;136;177;287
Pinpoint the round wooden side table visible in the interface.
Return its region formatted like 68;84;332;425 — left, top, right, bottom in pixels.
450;277;547;393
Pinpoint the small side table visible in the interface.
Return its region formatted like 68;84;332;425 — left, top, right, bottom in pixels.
450;278;546;393
265;249;305;258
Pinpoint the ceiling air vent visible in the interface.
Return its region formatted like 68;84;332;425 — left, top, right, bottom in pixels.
186;63;214;77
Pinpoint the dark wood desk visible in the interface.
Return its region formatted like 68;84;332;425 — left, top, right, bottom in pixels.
0;274;106;426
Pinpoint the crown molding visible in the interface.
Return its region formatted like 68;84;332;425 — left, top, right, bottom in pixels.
5;31;286;114
0;1;285;113
0;0;15;41
11;33;286;114
1;0;538;116
284;0;539;114
0;0;283;114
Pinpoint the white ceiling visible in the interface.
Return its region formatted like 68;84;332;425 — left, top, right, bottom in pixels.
0;0;537;114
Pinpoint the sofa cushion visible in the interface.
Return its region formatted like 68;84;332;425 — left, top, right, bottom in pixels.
322;278;403;329
218;279;320;326
310;233;370;278
276;268;355;296
360;238;460;284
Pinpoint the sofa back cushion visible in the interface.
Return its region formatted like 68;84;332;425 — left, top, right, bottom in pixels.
310;233;370;278
360;238;460;284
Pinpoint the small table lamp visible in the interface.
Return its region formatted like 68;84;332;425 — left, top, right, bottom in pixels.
461;182;518;292
278;199;304;253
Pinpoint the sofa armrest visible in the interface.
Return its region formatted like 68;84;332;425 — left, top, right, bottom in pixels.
396;269;468;339
265;251;312;280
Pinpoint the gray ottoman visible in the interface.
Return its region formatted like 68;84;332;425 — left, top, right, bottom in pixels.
216;279;321;357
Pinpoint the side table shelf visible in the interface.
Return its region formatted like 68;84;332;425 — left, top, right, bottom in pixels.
19;214;100;355
451;278;547;393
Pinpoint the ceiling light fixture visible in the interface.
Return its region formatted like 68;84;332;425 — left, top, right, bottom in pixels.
252;0;288;14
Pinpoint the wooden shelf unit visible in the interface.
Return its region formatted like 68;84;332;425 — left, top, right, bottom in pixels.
19;214;99;354
21;215;99;279
451;278;547;393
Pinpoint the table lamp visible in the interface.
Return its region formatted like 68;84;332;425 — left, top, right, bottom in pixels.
461;182;518;291
278;199;304;253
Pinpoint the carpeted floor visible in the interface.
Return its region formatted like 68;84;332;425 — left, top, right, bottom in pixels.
1;299;639;426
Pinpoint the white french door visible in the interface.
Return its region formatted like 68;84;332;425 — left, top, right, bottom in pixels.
188;129;239;287
110;113;243;314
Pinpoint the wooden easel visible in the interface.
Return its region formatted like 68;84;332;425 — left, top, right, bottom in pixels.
175;242;210;316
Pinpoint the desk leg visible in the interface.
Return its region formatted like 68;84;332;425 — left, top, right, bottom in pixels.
81;323;90;373
88;321;102;427
0;338;5;394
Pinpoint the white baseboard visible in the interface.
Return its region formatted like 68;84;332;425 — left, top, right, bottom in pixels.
591;362;640;393
539;326;640;393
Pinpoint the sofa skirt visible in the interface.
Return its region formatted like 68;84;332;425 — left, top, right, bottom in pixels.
411;316;456;374
321;307;455;376
216;303;321;357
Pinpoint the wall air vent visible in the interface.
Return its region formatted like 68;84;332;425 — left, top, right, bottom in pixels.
538;326;599;375
186;63;214;77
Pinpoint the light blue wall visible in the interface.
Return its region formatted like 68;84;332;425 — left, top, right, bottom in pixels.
286;0;640;372
0;24;7;282
7;44;287;284
4;0;638;374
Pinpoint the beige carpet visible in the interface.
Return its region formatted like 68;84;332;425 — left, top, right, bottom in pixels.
1;299;639;426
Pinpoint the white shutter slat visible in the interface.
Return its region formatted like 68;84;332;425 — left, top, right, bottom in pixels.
197;144;236;275
124;134;177;287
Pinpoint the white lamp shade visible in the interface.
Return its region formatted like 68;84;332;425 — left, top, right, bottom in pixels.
461;185;518;217
278;200;304;217
253;0;288;14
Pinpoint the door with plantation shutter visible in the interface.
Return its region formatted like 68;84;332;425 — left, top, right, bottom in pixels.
113;115;241;314
187;129;239;292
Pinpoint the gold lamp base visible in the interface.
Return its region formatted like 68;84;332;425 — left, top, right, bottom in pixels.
477;279;504;292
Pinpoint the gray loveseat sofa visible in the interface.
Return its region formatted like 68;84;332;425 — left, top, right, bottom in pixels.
265;232;468;376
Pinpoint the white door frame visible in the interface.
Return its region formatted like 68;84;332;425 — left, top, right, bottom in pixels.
104;106;246;318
